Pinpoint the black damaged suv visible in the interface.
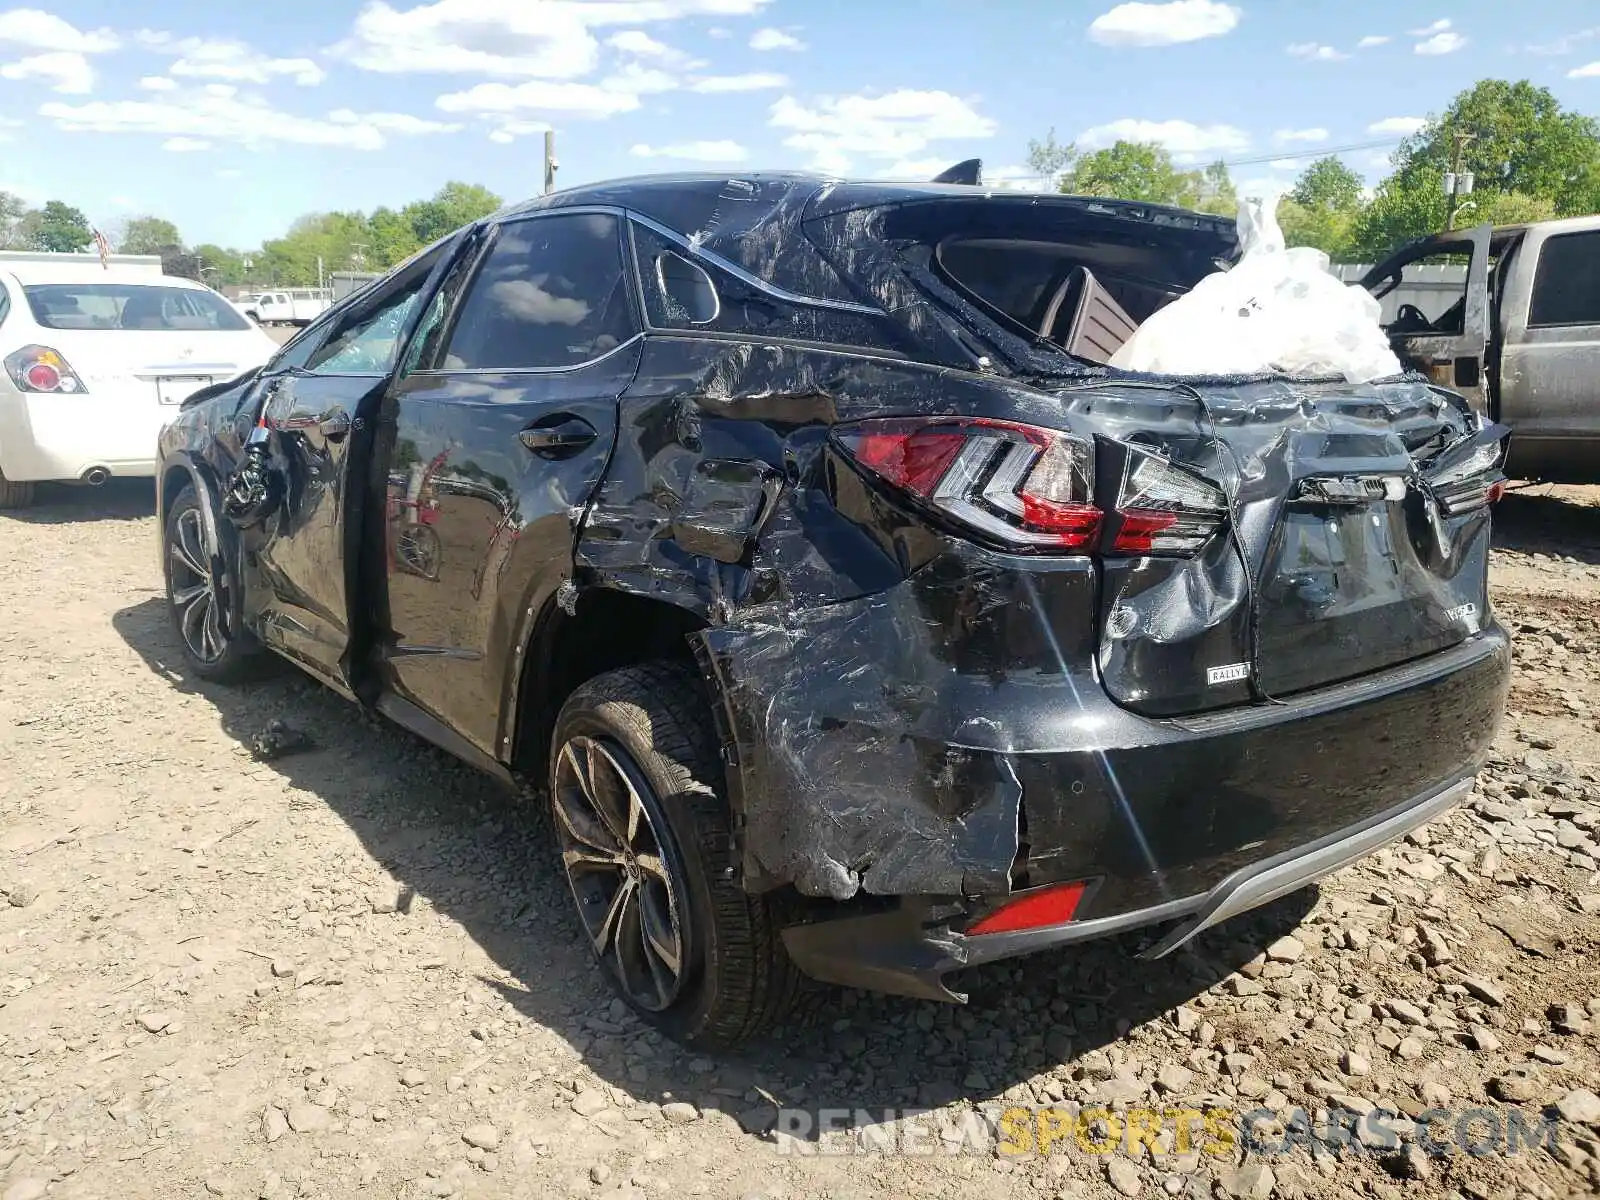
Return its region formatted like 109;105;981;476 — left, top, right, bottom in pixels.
156;173;1509;1047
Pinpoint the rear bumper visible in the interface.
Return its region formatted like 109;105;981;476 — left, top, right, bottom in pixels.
768;624;1508;1000
0;392;166;482
783;771;1477;1002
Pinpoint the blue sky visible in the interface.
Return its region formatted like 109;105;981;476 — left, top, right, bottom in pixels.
2;0;1598;249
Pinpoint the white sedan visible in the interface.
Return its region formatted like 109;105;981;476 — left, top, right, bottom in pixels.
0;260;279;508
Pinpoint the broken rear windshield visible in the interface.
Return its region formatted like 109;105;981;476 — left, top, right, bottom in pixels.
24;284;251;332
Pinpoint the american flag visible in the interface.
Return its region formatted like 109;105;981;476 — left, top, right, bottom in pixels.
91;227;110;269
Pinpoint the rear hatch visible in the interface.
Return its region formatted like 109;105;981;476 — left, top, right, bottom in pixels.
805;188;1509;717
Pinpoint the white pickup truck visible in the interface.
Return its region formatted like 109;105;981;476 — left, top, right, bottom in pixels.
241;288;332;327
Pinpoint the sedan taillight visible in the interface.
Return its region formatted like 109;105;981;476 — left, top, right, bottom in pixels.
836;417;1101;551
835;417;1229;557
4;345;87;394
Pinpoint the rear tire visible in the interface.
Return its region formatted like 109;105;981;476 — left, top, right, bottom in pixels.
549;662;805;1048
0;468;35;509
162;482;264;683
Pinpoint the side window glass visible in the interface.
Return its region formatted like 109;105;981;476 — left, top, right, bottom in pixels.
266;325;324;373
0;288;10;328
441;213;634;370
307;290;423;375
1529;231;1600;328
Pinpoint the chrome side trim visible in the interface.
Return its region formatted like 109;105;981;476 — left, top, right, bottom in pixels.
1138;774;1474;959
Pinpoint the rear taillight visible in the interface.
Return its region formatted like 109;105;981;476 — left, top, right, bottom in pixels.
836;417;1100;551
1428;437;1507;515
836;418;1231;557
5;345;86;394
1105;443;1229;554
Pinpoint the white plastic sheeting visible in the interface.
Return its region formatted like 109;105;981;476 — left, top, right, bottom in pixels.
1110;197;1402;383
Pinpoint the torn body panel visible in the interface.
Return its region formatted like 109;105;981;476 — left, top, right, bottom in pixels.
573;334;1505;903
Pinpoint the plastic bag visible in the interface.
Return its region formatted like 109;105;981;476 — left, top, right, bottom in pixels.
1109;195;1402;383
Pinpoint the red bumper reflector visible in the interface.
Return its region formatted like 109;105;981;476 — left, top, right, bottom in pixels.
966;881;1087;936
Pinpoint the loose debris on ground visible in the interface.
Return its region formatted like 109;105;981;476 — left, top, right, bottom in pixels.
1;481;1598;1200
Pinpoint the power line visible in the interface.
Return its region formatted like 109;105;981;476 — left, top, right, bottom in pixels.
1217;137;1403;168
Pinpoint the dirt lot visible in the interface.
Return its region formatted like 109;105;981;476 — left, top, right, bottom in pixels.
2;482;1599;1200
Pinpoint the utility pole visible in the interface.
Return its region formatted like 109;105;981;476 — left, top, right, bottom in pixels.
1443;130;1476;231
543;130;558;196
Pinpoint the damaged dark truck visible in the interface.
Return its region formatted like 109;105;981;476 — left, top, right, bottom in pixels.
155;175;1510;1048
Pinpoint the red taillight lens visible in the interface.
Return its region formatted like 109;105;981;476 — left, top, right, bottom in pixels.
966;881;1088;935
1107;444;1228;555
5;345;86;394
835;417;1100;552
24;362;60;391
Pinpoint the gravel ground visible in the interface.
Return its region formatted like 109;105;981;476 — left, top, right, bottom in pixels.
1;480;1598;1200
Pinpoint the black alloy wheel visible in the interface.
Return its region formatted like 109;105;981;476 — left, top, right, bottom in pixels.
552;734;688;1012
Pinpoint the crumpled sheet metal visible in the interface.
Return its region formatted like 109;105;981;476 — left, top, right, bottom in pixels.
572;280;1495;902
692;546;1101;901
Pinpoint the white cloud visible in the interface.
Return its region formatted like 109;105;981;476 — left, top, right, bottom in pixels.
486;119;549;144
1087;0;1241;47
0;10;118;54
1077;117;1249;157
0;51;94;93
139;75;177;91
606;29;699;69
162;136;210;152
689;71;786;92
985;164;1054;193
1368;116;1427;136
630;138;747;162
749;27;804;51
216;167;244;179
1357;35;1390;48
436;79;640;118
1274;127;1329;144
769;89;996;174
1570;61;1600;77
40;89;449;151
1409;19;1452;35
1268;158;1301;170
1287;42;1348;61
137;37;329;86
878;156;951;180
328;107;461;134
336;0;770;78
707;26;732;39
1525;28;1597;55
600;61;679;94
1414;31;1466;55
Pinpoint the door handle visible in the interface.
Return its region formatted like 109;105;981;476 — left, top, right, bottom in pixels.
318;410;353;440
519;415;598;458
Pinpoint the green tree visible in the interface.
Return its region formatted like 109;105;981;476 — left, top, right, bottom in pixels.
1065;141;1195;205
1277;157;1368;259
367;206;421;268
1350;79;1600;257
0;191;29;249
1289;157;1365;213
118;216;183;256
402;181;502;245
30;200;92;253
1189;160;1238;217
192;243;247;286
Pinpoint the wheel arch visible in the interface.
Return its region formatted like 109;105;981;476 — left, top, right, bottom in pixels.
505;586;713;785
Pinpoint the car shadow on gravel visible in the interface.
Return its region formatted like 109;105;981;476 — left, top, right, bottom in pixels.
113;594;1314;1137
2;479;155;525
1493;488;1600;566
